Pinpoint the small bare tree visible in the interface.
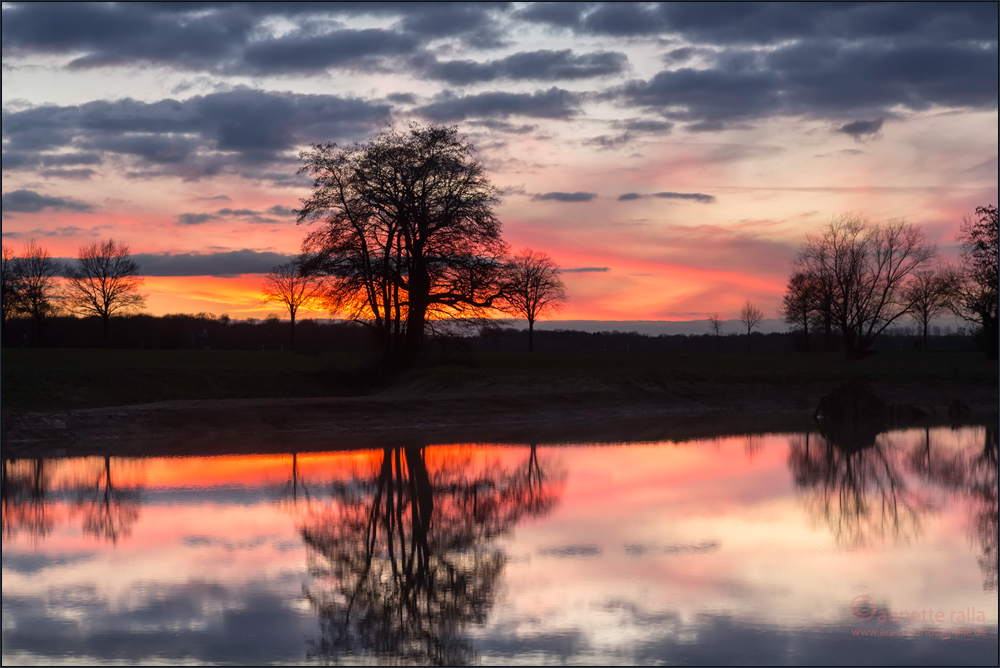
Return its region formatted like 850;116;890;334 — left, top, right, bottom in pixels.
740;300;764;338
903;270;952;351
260;261;325;351
1;244;23;330
504;248;567;352
780;272;820;350
16;239;62;341
65;239;146;344
708;312;723;336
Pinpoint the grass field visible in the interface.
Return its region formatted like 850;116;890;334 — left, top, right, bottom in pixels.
2;348;996;415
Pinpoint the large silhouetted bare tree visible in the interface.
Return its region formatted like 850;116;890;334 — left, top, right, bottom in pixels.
65;239;146;344
794;215;936;358
949;205;998;359
504;248;567;352
297;124;509;363
260;261;324;351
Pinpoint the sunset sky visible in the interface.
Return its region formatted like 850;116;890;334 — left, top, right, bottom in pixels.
2;2;997;321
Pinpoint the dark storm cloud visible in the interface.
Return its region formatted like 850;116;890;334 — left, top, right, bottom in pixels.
1;189;94;213
618;192;715;203
132;250;296;277
395;3;511;48
176;213;219;226
613;39;997;128
2;2;995;142
1;2;512;75
838;118;884;140
240;29;420;75
467;120;539;135
522;2;998;45
563;266;609;273
510;3;999;129
1;2;255;71
215;207;288;224
417;49;627;85
654;191;715;203
663;47;698;64
41;152;103;167
532;191;597;202
514;2;590;28
416;87;583;121
38;168;96;180
1;89;392;177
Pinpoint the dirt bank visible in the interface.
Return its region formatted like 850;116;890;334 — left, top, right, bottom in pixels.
2;377;995;459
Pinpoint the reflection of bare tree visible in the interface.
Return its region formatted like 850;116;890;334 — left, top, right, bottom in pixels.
76;456;141;544
789;433;925;547
302;444;563;665
1;458;54;543
909;427;998;591
273;453;313;511
744;434;764;462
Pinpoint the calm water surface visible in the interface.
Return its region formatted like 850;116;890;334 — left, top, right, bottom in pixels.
2;426;997;665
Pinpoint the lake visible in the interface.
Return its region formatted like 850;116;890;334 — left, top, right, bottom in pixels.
2;425;997;665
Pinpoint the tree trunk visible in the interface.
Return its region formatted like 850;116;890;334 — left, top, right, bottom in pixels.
289;313;295;352
402;264;429;364
844;329;861;359
986;316;998;360
922;319;928;352
528;318;534;352
102;313;110;347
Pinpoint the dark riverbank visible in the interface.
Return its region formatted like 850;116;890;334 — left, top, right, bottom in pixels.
3;349;996;457
3;378;995;460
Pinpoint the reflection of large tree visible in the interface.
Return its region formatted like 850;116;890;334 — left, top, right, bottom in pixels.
1;458;54;543
909;427;998;591
302;444;561;665
789;433;925;547
76;456;142;543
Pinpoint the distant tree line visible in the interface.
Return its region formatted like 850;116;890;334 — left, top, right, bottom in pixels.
1;311;978;353
1;312;372;351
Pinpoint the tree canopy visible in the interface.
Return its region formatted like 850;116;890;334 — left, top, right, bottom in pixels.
297;124;508;362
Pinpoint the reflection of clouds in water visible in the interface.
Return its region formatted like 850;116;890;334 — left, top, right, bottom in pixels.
182;534;281;551
538;544;601;558
2;552;98;574
0;582;316;665
625;540;719;556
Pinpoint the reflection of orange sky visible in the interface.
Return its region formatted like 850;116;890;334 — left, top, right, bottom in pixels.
28;445;531;492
